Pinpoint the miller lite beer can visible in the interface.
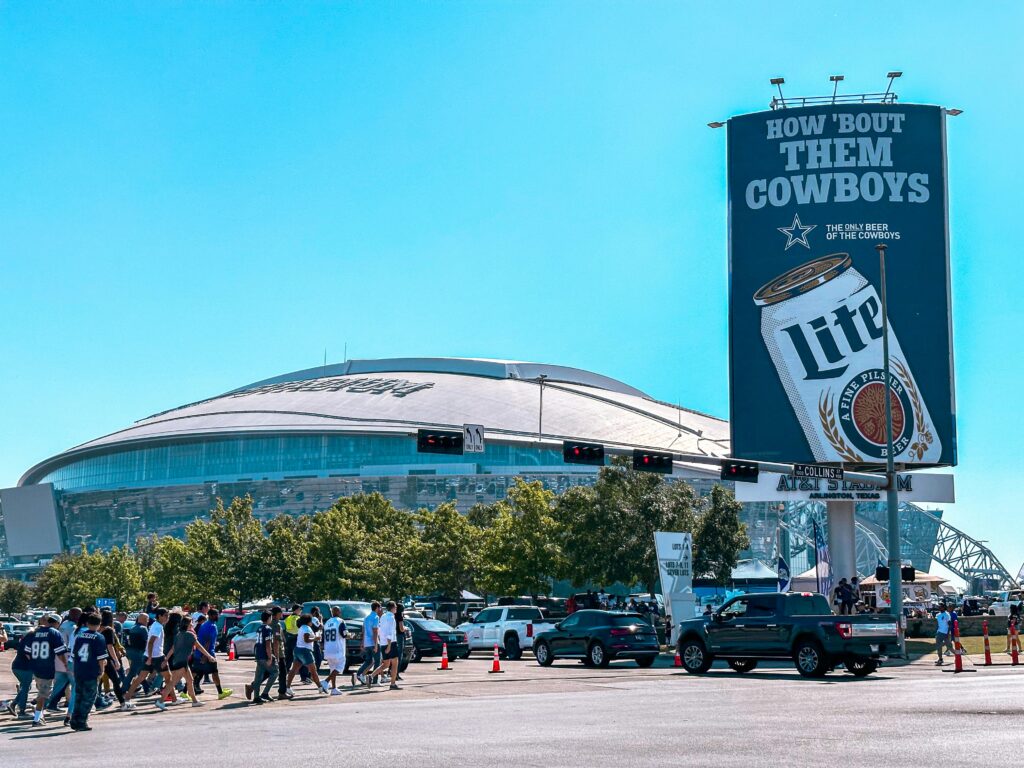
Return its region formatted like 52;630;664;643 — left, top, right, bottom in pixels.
754;253;940;464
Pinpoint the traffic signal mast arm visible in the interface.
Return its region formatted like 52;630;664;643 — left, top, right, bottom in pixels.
410;430;889;486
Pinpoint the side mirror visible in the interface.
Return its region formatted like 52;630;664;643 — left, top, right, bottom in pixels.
713;613;724;623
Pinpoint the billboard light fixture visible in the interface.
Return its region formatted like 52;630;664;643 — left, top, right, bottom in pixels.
707;121;726;129
945;108;963;116
770;77;786;108
829;75;845;82
886;71;903;79
830;74;844;104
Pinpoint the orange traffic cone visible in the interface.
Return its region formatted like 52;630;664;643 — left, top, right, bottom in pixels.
437;642;452;671
982;619;993;666
952;620;964;673
673;650;682;668
228;641;236;661
488;643;504;674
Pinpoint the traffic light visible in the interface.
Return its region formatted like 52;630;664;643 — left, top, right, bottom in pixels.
874;566;918;582
562;441;605;466
632;449;674;474
720;460;759;483
416;429;464;455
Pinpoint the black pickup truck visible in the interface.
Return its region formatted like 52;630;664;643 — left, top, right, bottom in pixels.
676;592;898;678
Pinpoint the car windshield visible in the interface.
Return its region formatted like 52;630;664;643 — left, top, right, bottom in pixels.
416;620;456;631
340;604;372;620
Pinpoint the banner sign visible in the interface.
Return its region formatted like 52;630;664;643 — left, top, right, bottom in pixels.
655;531;693;596
727;104;956;468
813;521;834;599
875;583;931;607
734;471;954;503
777;556;791;593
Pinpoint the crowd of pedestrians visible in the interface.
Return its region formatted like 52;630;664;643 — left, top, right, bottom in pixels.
0;591;407;732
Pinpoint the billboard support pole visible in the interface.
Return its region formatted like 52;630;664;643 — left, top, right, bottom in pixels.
877;242;906;658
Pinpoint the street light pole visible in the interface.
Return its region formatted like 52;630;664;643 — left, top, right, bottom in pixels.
119;514;141;549
537;374;547;442
877;243;905;657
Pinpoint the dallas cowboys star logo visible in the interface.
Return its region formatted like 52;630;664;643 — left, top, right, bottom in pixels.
777;213;816;250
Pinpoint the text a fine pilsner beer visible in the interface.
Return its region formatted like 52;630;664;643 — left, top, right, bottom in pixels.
754;253;941;464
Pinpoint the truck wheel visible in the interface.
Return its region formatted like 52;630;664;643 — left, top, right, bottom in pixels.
679;639;712;674
794;639;827;678
845;657;877;677
728;659;758;673
505;634;522;661
588;641;610;668
534;641;554;667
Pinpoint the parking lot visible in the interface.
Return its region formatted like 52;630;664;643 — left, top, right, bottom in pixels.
3;648;1024;766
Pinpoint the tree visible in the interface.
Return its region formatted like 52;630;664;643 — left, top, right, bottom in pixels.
138;535;198;607
263;514;314;602
556;458;698;592
33;546;103;609
183;495;271;609
0;578;32;614
477;479;562;596
411;502;480;597
344;493;419;600
693;484;749;585
305;503;370;600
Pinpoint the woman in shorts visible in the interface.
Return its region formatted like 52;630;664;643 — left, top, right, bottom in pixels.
155;615;215;710
285;615;329;697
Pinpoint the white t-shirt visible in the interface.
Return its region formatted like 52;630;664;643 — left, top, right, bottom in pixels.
936;612;951;634
190;611;206;624
296;624;316;650
378;611;397;645
147;622;165;658
323;617;346;657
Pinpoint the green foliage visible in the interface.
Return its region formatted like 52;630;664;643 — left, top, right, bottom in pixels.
411;502;481;598
556;458;698;591
0;578;32;614
477;479;563;596
33;545;144;610
693;484;750;585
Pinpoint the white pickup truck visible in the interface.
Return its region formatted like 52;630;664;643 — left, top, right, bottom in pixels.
457;605;557;660
987;589;1023;616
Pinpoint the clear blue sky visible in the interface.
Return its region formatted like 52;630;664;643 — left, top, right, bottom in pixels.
1;3;1021;578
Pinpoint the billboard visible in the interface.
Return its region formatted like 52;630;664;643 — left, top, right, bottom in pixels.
728;103;956;467
0;483;63;558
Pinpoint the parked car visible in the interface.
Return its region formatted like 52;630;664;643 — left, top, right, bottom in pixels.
675;592;898;678
302;600;413;672
533;610;660;668
987;590;1023;616
231;620;265;658
406;617;469;662
457;605;556;660
1;622;32;647
435;601;484;627
214;609;249;651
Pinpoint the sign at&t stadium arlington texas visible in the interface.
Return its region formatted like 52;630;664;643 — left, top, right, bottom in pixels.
727;103;956;468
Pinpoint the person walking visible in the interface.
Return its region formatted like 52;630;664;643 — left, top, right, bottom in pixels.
323;606;348;695
270;606;292;700
192;609;232;700
68;613;108;731
6;630;34;718
24;614;69;726
246;611;278;705
285;615;329;697
124;607;169;706
934;604;951;666
155;614;215;711
1005;604;1021;653
352;601;381;687
310;606;325;673
124;613;151;696
98;610;133;711
368;601;400;691
394;602;407;682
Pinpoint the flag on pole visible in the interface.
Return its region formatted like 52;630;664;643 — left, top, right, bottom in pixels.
777;556;791;593
813;521;834;600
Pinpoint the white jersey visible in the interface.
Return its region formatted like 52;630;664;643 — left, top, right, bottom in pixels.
323;617;346;658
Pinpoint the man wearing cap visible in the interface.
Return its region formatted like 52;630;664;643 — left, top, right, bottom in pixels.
24;614;68;726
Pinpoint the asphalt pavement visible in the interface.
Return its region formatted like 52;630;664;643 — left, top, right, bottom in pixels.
2;650;1021;766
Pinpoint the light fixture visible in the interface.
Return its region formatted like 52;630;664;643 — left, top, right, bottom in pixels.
770;77;786;107
707;121;725;129
829;74;844;103
884;71;903;99
945;108;963;116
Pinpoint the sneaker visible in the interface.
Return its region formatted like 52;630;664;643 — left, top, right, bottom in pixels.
4;701;14;716
935;660;944;666
330;688;343;696
63;715;71;726
194;688;204;696
33;717;45;727
245;684;253;701
191;700;205;708
70;724;93;731
95;699;113;710
260;694;273;702
320;681;330;693
119;702;137;711
277;692;294;701
389;684;400;691
252;698;264;705
218;689;233;700
285;687;294;697
154;699;167;711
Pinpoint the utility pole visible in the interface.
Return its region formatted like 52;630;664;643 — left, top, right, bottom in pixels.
877;242;905;657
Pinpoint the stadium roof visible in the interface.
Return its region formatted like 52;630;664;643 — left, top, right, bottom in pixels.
22;357;730;484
